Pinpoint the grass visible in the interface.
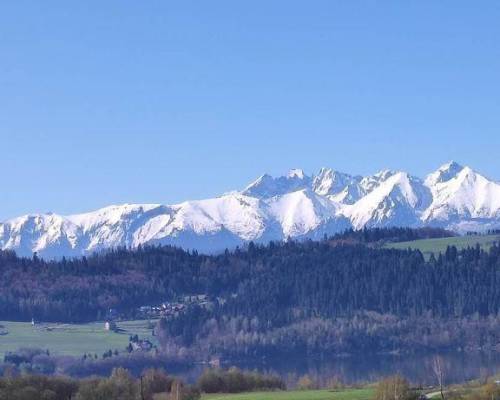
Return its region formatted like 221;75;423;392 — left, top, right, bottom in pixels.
0;319;158;358
384;234;500;259
202;388;374;400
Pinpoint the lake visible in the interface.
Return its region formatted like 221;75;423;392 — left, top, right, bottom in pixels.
180;352;500;387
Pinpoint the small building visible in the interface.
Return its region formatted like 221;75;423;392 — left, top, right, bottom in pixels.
131;339;153;352
104;321;117;331
209;357;221;367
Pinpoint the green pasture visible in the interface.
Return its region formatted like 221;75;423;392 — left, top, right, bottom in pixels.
202;388;374;400
384;234;500;259
0;319;157;357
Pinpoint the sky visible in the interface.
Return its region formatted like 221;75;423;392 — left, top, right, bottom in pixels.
1;1;500;220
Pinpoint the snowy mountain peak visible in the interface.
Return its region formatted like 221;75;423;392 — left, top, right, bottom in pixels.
359;169;397;194
242;170;311;198
374;169;397;181
312;168;357;196
444;160;463;170
423;164;500;225
346;171;431;229
287;168;305;179
425;161;465;186
1;162;500;258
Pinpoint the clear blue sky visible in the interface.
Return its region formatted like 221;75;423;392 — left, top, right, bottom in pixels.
1;1;500;220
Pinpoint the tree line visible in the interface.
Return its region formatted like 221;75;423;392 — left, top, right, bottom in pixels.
0;366;285;400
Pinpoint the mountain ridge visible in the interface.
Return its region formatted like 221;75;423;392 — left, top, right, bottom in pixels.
2;161;500;258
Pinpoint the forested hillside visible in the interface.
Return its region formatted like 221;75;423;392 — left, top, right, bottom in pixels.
1;228;499;357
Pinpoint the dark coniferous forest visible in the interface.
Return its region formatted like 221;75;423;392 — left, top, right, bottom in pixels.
1;228;499;357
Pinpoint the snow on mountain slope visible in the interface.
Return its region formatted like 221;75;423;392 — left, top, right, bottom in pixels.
312;168;358;196
243;169;311;198
424;161;465;186
359;169;398;194
423;164;500;225
167;194;266;240
266;189;344;238
0;213;81;258
1;162;499;258
345;172;431;229
68;204;173;252
312;168;364;204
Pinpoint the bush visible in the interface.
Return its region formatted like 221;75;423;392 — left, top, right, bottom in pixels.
375;375;416;400
4;348;47;366
327;375;345;390
483;382;500;400
75;368;137;400
197;368;285;393
0;375;78;400
297;374;317;390
182;385;201;400
141;368;174;400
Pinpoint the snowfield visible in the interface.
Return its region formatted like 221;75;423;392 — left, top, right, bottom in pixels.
1;161;499;258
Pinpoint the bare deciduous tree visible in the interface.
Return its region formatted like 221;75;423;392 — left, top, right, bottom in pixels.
479;367;490;385
171;379;183;400
432;356;446;400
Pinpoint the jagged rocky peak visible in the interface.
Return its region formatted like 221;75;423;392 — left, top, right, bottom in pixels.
242;169;311;198
287;168;305;179
312;168;360;197
359;168;397;194
345;171;431;229
425;161;465;186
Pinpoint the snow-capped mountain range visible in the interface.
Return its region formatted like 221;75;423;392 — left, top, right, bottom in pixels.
2;161;500;258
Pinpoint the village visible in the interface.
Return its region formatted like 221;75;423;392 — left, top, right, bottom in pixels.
135;294;219;320
103;294;222;354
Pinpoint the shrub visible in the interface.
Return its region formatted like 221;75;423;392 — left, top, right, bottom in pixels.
197;368;285;393
374;375;416;400
483;382;500;400
297;374;317;390
141;368;174;400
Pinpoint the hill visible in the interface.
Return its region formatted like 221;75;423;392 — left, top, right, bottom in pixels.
2;228;500;359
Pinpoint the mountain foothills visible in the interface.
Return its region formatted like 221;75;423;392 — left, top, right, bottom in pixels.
1;229;500;357
2;161;500;258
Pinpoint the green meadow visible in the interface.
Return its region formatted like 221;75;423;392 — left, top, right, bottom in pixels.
202;388;375;400
0;320;157;358
384;234;500;259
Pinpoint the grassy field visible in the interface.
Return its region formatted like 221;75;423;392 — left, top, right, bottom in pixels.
202;388;374;400
384;234;500;259
0;319;157;357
